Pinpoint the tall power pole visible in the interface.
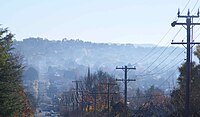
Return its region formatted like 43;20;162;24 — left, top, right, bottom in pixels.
116;65;136;117
171;9;200;117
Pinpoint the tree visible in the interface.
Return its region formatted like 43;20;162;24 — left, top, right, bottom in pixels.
132;86;171;117
82;70;121;113
170;45;200;116
59;70;122;117
0;27;33;116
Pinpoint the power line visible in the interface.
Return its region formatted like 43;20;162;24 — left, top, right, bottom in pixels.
133;27;172;65
128;93;171;99
181;0;191;14
151;50;184;73
157;68;179;89
135;58;183;78
141;43;171;73
191;0;199;13
135;48;184;78
136;0;198;74
147;47;181;73
132;0;194;71
171;9;200;117
139;26;184;75
144;0;199;72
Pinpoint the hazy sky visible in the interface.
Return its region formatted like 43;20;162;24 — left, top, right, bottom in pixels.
1;0;200;45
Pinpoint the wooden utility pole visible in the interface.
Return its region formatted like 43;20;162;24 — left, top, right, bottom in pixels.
171;9;200;117
101;83;117;117
116;65;136;117
72;80;82;116
78;90;86;117
90;88;117;117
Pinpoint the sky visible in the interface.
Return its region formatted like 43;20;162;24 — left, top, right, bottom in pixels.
1;0;200;45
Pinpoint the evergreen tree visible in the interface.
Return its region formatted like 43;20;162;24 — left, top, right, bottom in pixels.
170;45;200;116
0;27;33;116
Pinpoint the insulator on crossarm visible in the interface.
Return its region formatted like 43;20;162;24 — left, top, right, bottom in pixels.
198;9;199;16
188;9;190;16
177;8;180;16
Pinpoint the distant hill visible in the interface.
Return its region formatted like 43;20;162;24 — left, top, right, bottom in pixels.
14;37;186;91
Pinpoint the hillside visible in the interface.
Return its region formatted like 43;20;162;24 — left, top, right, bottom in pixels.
14;38;186;92
14;38;184;71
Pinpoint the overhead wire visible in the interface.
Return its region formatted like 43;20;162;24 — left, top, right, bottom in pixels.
135;58;183;78
191;0;200;42
191;0;199;12
140;27;183;74
151;0;200;96
132;0;191;69
133;27;172;65
136;0;198;78
147;47;181;73
157;68;179;89
146;39;185;74
152;50;184;73
181;0;191;14
133;3;191;74
141;43;171;73
127;1;199;112
114;1;197;105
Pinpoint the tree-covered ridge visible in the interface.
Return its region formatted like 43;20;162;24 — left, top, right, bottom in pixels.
0;27;33;116
14;37;184;71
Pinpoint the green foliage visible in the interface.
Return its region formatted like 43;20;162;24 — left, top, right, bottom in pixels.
0;27;33;116
170;45;200;116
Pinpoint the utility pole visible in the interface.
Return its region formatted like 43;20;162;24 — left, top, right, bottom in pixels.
84;90;99;117
101;83;117;117
72;80;82;116
72;94;75;111
171;9;200;117
90;88;117;117
78;90;86;117
89;89;98;117
116;65;136;117
93;89;97;117
72;88;87;117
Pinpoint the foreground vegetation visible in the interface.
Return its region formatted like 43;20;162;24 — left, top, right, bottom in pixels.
0;27;34;116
